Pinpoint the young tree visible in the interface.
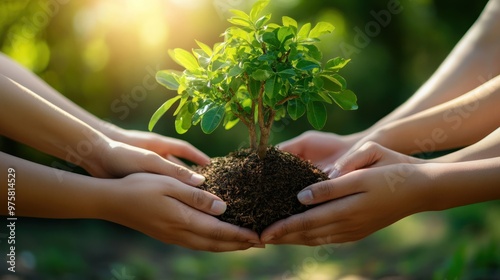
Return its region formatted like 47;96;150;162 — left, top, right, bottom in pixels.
149;0;357;159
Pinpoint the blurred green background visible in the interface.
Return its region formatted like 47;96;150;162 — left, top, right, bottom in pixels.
1;0;499;279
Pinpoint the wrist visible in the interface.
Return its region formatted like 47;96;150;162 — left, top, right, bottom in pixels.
97;121;126;142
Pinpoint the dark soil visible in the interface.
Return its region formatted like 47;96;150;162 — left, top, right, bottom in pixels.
196;146;329;234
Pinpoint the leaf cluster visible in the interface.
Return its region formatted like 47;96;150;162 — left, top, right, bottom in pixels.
149;0;357;144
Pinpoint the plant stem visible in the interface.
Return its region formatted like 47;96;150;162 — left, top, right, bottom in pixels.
257;81;269;159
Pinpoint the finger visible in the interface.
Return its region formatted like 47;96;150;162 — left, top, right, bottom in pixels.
277;139;304;157
296;174;363;205
334;141;383;176
144;153;206;186
161;140;211;166
265;223;367;245
166;155;188;167
260;203;335;243
192;214;260;244
165;179;227;216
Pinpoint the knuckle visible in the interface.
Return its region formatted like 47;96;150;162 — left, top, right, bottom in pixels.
209;225;226;241
174;164;191;178
315;182;333;199
299;231;317;246
191;189;210;208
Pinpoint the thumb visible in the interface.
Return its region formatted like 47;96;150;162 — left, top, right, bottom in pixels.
332;141;383;178
296;175;362;205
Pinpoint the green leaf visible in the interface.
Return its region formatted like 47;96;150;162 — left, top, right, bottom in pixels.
322;74;347;90
262;31;280;47
330;90;358;110
156;70;180;90
168;48;199;71
325;57;351;70
296;60;320;71
304;45;322;61
195;40;213;57
148;95;182;131
316;91;333;104
223;111;240;130
228;16;252;28
250;0;270;21
228;65;244;77
264;77;275;98
306;102;327;130
201;105;225;134
248;78;262;98
173;94;188;116
277;26;294;44
309;22;335;38
287;98;305;120
251;69;274;81
278;68;296;78
282;16;298;28
175;106;192;134
255;14;271;29
230;9;250;21
297;23;311;39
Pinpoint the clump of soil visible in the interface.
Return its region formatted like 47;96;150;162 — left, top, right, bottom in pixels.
196;146;329;234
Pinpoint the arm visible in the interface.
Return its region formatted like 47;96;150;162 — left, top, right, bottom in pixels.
365;0;500;135
0;74;203;183
260;157;500;245
0;151;259;251
0;53;210;166
279;0;500;164
321;127;500;178
365;74;500;155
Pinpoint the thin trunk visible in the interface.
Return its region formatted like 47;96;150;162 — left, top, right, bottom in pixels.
249;123;257;150
257;125;270;159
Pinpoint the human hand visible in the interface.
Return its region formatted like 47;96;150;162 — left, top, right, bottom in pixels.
325;141;425;178
100;173;260;252
260;163;429;245
82;139;206;186
107;128;210;166
278;131;362;172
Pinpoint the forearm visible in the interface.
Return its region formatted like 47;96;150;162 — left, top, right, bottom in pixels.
370;74;500;155
0;53;122;139
421;158;500;212
432;127;500;163
0;151;105;219
0;75;110;168
366;0;500;135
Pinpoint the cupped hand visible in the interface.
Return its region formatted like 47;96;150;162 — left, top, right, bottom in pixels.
260;164;429;245
84;140;206;186
325;141;425;178
278;131;361;171
108;128;211;166
101;173;260;252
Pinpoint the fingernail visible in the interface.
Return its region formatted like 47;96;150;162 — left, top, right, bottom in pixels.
191;173;206;185
253;244;266;249
210;200;227;215
262;235;275;243
248;239;261;244
297;189;314;204
328;168;339;179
